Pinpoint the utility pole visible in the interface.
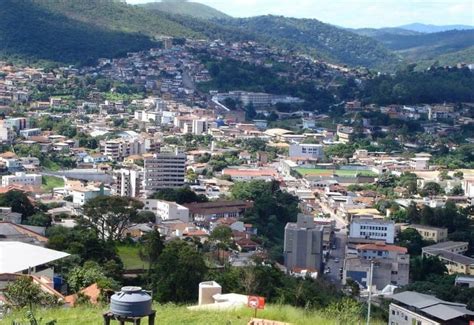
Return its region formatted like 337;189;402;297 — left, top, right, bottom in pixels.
366;259;374;325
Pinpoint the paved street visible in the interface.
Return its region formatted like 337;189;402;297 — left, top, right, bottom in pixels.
324;230;347;286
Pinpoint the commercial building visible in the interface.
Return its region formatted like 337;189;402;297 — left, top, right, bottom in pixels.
143;199;189;223
143;150;186;194
422;241;474;275
113;168;144;198
184;200;253;222
289;143;324;160
1;172;42;188
284;214;324;274
399;224;448;243
349;217;395;244
343;242;410;290
388;291;474;325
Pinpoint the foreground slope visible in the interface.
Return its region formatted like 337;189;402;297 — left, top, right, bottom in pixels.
3;303;385;325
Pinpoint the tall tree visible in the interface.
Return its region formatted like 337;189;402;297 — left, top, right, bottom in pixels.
150;240;207;303
82;196;143;241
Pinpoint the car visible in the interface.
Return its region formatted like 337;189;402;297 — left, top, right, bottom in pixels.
334;258;340;263
331;244;337;250
324;267;331;274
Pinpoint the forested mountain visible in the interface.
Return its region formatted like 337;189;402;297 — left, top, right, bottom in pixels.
398;23;474;33
352;28;422;38
0;0;199;65
3;0;470;70
371;29;474;64
218;16;400;69
140;0;230;20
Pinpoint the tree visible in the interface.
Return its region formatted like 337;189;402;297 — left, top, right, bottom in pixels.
67;261;116;293
24;213;52;227
140;230;165;268
149;186;208;204
150;240;207;303
0;190;36;219
397;228;424;255
209;225;233;263
82;196;144;241
449;185;464;196
4;276;57;308
410;256;447;282
420;182;443;197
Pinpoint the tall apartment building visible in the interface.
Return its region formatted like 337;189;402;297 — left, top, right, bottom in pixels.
113;168;144;198
343;242;410;290
284;214;324;274
143;150;186;195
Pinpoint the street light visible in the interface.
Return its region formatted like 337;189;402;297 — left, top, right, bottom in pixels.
366;259;374;325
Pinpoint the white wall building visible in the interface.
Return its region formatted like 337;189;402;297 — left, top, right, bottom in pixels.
289;143;323;159
1;172;42;187
143;199;189;223
71;186;110;207
349;217;395;244
113;168;144;198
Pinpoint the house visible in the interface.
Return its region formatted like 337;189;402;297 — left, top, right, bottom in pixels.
0;222;47;245
388;291;474;325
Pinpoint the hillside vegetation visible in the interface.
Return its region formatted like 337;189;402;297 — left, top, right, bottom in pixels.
141;0;230;20
368;29;474;66
0;0;400;70
219;16;400;69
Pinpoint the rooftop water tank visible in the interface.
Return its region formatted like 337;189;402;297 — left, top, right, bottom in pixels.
110;286;152;317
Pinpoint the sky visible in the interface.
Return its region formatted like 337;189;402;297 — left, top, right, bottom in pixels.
126;0;474;28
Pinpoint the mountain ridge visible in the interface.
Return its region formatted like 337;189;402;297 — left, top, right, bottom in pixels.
140;0;231;20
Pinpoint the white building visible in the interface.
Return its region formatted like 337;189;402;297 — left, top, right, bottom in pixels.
389;291;474;325
349;217;395;244
143;199;189;223
113;168;144;198
2;172;42;187
71;185;111;207
289;143;324;159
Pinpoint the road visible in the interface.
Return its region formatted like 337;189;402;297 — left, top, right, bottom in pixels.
324;230;347;286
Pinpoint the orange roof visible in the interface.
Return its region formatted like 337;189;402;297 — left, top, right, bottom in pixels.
356;243;407;254
65;283;101;306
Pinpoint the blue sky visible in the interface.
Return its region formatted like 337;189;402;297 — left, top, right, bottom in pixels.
127;0;474;28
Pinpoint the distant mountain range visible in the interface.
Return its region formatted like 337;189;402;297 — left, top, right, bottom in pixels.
0;0;471;69
397;23;474;33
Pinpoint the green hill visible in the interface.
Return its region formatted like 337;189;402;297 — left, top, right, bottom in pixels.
0;0;402;70
219;16;400;69
367;29;474;66
0;0;200;65
141;0;230;20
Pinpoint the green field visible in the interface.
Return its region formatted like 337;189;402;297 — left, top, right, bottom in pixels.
3;303;382;325
117;245;149;270
41;175;65;191
295;168;377;177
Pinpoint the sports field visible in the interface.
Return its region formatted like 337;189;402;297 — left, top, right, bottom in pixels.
295;168;377;177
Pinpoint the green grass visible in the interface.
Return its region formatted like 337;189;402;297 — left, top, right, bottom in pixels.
3;303;382;325
117;245;149;270
41;175;65;191
295;168;377;177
